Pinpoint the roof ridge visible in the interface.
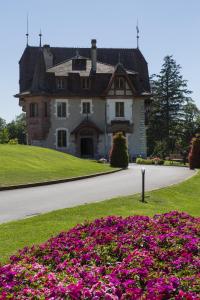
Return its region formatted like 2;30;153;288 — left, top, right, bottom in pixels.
27;45;138;51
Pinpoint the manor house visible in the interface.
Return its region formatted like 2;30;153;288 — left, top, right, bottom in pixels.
16;39;151;159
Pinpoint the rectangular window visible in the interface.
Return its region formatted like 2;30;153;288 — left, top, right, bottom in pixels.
30;103;38;117
57;130;67;147
57;102;67;118
115;102;124;117
56;78;65;89
115;77;125;90
82;102;91;114
81;77;90;89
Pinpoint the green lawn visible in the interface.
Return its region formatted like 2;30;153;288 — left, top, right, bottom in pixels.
0;170;199;264
0;145;115;187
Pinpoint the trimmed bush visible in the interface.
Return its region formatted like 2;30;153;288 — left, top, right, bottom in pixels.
136;158;164;165
110;132;129;168
136;158;153;165
188;134;200;169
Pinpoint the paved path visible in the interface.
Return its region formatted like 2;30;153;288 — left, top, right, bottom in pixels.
0;164;195;224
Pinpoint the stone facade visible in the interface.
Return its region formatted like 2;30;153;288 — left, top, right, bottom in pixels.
16;40;151;159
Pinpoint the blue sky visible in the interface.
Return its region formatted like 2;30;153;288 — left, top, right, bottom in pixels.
0;0;200;122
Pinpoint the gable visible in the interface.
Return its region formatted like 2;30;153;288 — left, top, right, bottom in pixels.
47;58;116;76
107;76;134;96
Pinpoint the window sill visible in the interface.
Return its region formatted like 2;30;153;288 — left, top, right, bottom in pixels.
114;117;126;120
56;116;69;119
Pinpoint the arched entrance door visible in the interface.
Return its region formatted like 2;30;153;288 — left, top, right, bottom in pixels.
71;120;103;158
80;137;94;157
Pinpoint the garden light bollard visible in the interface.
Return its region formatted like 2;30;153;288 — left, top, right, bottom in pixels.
141;168;145;202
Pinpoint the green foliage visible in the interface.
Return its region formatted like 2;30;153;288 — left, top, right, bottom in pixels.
0;145;116;187
152;141;168;159
164;160;188;167
147;55;200;156
188;134;200;169
8;138;19;145
110;132;129;168
0;128;9;144
136;158;154;165
136;157;164;165
0;117;6;132
6;113;27;144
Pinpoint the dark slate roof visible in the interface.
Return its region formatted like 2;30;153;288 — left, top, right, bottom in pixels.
19;45;150;95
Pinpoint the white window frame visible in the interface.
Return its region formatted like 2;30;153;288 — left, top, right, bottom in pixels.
80;99;93;115
56;128;69;149
55;99;69;119
115;101;125;118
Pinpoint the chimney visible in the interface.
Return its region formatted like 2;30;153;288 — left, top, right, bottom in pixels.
91;39;97;73
43;45;53;69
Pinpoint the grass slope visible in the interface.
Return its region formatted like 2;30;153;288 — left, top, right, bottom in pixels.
0;170;199;264
0;145;115;187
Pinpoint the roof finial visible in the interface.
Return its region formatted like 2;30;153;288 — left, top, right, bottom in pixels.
136;19;139;49
26;13;29;47
39;29;42;47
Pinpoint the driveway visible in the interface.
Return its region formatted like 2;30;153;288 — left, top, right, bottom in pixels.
0;164;195;224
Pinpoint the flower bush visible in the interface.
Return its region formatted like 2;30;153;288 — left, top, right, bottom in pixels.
0;211;199;299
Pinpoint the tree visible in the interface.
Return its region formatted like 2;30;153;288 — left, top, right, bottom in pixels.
110;132;129;168
0;128;9;144
0;117;6;132
180;99;200;151
6;113;27;144
147;55;195;156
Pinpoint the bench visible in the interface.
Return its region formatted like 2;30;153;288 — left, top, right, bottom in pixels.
167;153;187;165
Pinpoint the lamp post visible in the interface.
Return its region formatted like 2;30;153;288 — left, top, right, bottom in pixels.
141;168;145;202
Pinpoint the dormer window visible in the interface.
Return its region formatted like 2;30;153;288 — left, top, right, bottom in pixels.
72;59;86;71
81;77;90;89
115;77;125;90
56;77;65;89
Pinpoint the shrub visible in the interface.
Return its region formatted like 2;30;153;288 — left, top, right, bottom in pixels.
110;132;129;168
136;158;153;165
0;212;199;298
152;157;164;165
188;134;200;169
8;138;18;145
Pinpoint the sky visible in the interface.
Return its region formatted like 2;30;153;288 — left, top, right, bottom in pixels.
0;0;200;122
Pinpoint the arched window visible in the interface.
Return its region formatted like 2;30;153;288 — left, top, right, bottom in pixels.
57;129;67;148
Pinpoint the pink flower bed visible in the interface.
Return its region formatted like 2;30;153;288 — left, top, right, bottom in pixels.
0;211;200;299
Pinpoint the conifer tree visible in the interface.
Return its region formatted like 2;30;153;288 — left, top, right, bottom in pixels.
110;132;129;168
147;55;193;155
